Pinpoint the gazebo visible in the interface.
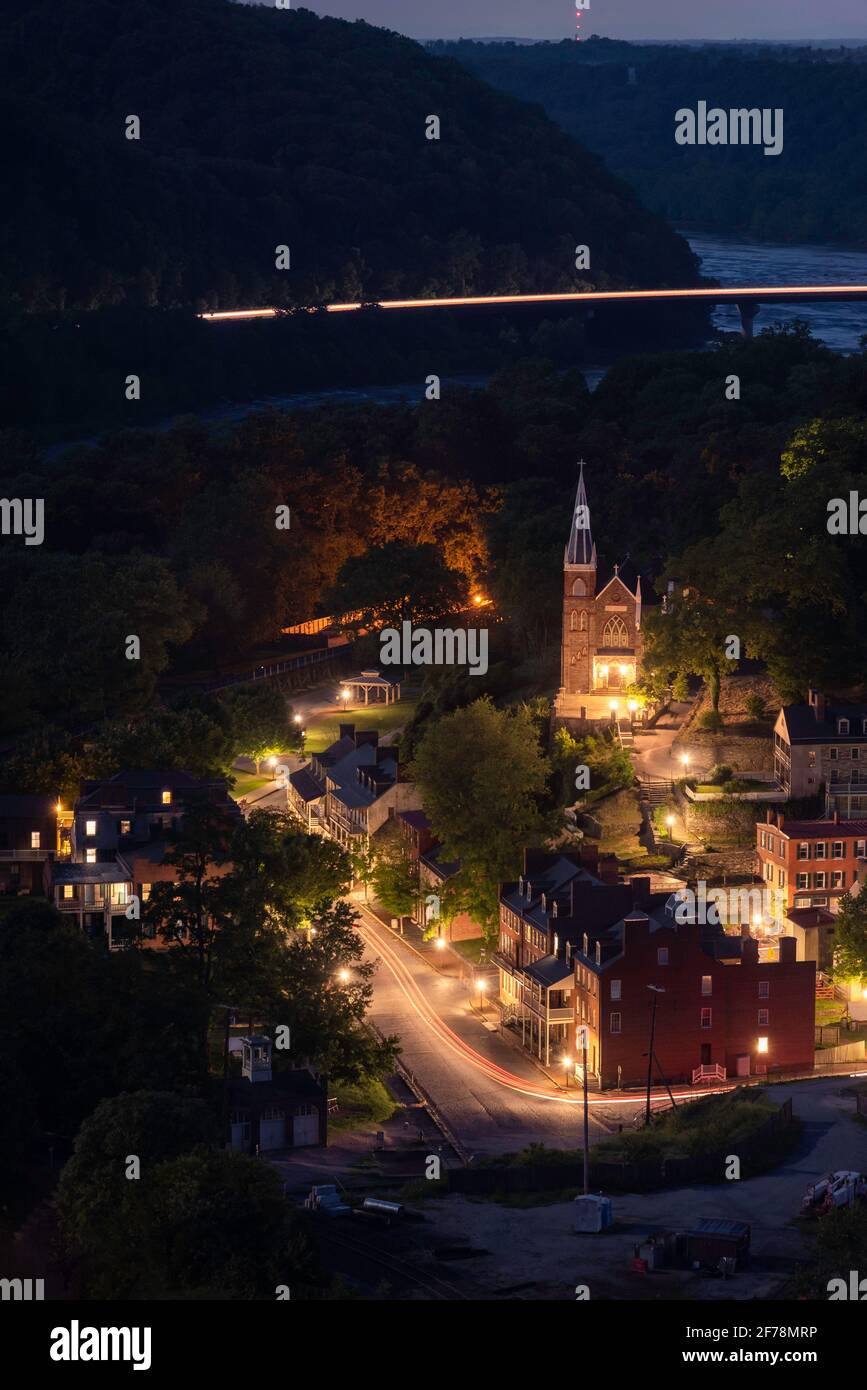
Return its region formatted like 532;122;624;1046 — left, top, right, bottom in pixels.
339;669;401;707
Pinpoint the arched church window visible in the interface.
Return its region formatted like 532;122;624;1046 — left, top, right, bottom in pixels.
570;655;578;666
579;610;588;632
602;616;628;647
569;610;578;631
571;578;586;597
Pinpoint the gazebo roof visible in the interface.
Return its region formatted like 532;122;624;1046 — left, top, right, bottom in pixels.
343;670;398;688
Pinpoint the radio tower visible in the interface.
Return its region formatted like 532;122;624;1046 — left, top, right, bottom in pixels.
575;1;589;41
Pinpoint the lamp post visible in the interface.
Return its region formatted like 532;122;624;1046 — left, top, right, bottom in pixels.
477;977;487;1012
644;985;665;1127
665;813;675;841
578;1025;590;1195
562;1055;572;1090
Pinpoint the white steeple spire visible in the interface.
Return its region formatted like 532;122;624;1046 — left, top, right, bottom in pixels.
566;460;597;567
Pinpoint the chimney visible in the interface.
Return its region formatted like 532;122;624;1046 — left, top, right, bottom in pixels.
809;689;827;724
599;854;619;885
766;809;773;825
630;875;651;909
741;937;759;965
779;936;797;963
833;809;840;824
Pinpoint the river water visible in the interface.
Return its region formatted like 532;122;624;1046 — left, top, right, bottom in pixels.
685;231;867;352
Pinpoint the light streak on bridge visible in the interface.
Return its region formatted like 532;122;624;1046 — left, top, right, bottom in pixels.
201;284;867;323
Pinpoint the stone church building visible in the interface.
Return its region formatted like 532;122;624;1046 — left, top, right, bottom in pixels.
554;463;646;727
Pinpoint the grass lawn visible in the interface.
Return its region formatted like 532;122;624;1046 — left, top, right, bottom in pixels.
815;998;847;1028
449;937;489;966
303;698;418;754
231;773;271;798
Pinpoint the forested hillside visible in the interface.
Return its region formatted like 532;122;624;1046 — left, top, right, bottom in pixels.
434;37;867;244
0;0;699;316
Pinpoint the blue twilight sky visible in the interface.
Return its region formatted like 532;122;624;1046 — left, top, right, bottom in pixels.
249;1;867;43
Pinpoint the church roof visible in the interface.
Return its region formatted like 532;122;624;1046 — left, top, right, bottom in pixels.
565;460;597;567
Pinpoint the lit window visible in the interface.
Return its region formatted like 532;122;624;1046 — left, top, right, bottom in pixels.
85;819;97;836
757;1036;769;1054
140;882;151;901
161;790;172;805
657;948;669;966
758;981;769;998
610;1012;621;1034
120;819;131;835
832;871;845;889
62;884;74;900
701;975;712;996
758;1009;769;1026
85;848;96;864
30;831;41;849
610;980;621;1001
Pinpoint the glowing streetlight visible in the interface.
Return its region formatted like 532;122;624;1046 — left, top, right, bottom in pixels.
665;813;675;840
340;688;351;702
434;936;446;951
562;1056;573;1089
628;699;638;713
268;755;277;769
476;976;487;1010
609;699;619;717
472;593;483;606
680;753;690;771
293;714;302;724
337;968;351;984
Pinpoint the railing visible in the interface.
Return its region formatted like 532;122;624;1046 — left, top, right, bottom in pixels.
0;848;49;860
691;1063;726;1085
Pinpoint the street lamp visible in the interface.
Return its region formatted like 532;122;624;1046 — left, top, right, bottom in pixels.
434;935;446;951
628;699;638;714
645;985;665;1127
477;977;487;1011
293;714;302;724
665;813;675;840
609;699;619;718
562;1056;572;1090
680;753;690;772
340;688;351;703
337;967;351;984
268;755;277;769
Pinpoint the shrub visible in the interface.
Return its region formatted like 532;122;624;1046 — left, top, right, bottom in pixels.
745;694;766;721
698;710;724;731
707;763;733;784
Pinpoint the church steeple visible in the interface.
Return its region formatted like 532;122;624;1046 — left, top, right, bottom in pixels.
565;460;596;567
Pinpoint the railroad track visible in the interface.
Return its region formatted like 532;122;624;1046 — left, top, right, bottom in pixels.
317;1227;471;1301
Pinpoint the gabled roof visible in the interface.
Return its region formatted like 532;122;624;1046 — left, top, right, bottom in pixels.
525;955;573;988
781;701;867;744
289;767;326;802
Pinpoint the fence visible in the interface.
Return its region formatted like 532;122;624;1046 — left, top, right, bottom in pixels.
814;1040;867;1065
447;1098;795;1196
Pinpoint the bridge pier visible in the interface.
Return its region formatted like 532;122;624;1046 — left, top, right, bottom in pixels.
737;300;760;339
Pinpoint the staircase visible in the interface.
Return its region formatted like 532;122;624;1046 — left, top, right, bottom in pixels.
638;775;674;808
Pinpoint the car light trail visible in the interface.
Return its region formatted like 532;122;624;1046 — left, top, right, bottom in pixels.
201;284;867;321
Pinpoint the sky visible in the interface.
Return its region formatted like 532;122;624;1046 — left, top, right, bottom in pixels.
256;1;867;43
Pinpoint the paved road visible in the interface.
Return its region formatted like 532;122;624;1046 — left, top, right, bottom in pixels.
631;700;699;781
356;905;690;1158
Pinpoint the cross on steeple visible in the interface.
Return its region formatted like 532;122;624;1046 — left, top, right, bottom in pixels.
566;459;597;567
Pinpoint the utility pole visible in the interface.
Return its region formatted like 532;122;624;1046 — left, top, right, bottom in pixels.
645;986;665;1127
580;1025;590;1195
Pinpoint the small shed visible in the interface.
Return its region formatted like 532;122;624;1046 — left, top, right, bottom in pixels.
340;670;401;706
686;1218;750;1265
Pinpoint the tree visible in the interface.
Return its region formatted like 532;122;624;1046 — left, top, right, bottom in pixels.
325;541;467;630
371;834;418;932
222;683;291;773
89;699;236;781
409;697;555;934
833;891;867;984
643;591;738;714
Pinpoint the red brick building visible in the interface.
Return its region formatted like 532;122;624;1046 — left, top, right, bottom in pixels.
756;808;867;912
572;896;815;1089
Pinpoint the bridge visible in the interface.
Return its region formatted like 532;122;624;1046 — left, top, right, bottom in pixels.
201;284;867;338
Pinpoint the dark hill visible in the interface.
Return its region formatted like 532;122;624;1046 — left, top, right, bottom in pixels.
0;0;699;314
431;37;867;245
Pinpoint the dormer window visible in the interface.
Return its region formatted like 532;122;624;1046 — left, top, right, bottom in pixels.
583;932;589;956
161;790;172;806
838;719;850;735
552;900;558;918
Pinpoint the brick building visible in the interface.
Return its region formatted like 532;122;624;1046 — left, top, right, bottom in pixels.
756;808;867;912
397;808;482;941
553;463;651;728
571;895;816;1089
0;794;59;898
